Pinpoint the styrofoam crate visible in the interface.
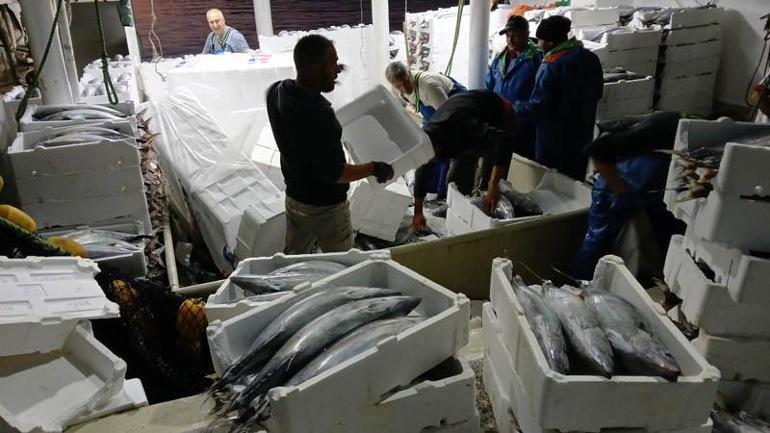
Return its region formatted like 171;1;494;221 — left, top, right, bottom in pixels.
233;197;286;261
489;256;720;431
693;331;770;382
206;249;388;322
445;209;473;237
15;165;144;206
597;94;654;120
719;381;770;420
207;259;470;433
622;59;658;77
336;85;435;185
661;56;720;78
656;91;713;115
482;303;714;433
658;73;717;98
350;181;412;242
663;24;721;46
8;121;138;180
40;221;148;278
551;7;620;28
0;257;119;357
3;96;42;143
263;357;478;433
69;379;148;426
579;28;662;51
594;46;659;70
19;101;137;134
0;325;127;433
667;7;723;29
663;40;722;64
664;235;770;339
601;76;655;102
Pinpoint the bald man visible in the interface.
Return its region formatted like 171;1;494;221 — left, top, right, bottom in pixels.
202;9;250;54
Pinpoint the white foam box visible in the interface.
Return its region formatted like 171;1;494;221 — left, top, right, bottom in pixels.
663;39;722;64
656;91;714;116
601;76;655;102
579;27;662;51
39;221;148;278
552;7;621;28
597;94;654;120
661;56;721;78
233;197;286;261
664;235;770;339
264;357;479;433
692;331;770;382
482;303;714;433
489;256;720;432
206;259;470;432
0;257;120;357
336;85;435;185
663;24;721;46
658;73;717;98
719;381;770;420
350;181;412;242
205;249;388;322
8;121;138;180
69;379;148;426
0;325;127;433
18;101;137;134
667;7;723;29
594;46;660;70
3;96;42;143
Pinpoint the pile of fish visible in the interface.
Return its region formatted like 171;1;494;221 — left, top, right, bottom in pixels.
31;104;128;122
209;285;424;425
230;261;348;296
33;125;134;148
712;409;770;433
468;182;543;220
510;275;681;380
47;229;148;260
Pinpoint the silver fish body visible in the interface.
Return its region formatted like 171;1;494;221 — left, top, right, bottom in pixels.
286;316;423;387
36;133;126;148
62;229;147;245
543;284;614;377
494;195;515;220
39;109;123;121
32;104;124;119
230;260;348;294
712;410;769;433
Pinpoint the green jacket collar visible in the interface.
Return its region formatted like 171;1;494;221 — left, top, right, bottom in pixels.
499;41;539;75
544;37;579;59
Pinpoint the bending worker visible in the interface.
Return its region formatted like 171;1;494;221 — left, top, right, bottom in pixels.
572;111;686;281
412;90;518;230
485;15;542;160
514;15;603;180
202;9;250;54
267;35;394;254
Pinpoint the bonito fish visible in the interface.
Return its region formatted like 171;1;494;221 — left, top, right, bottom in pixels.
712;410;770;433
32;104;125;119
230;261;347;294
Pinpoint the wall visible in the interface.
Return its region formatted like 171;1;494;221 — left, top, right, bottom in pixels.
70;2;128;72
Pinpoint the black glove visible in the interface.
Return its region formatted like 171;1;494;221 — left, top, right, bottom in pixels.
372;161;394;183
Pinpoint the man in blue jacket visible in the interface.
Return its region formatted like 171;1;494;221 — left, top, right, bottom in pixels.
514;15;603;180
486;15;542;160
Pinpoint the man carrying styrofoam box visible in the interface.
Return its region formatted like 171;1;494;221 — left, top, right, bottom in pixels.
266;35;395;254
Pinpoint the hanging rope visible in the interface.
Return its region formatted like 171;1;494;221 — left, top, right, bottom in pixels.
94;0;119;105
444;0;465;76
15;0;65;124
148;0;163;59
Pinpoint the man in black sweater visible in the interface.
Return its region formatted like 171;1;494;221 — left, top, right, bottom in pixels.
266;35;394;253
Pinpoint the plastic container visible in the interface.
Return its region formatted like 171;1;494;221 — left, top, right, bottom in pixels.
0;257;120;357
350;181;412;242
693;331;770;382
663;24;721;46
205;249;389;322
18;101;137;134
0;325;127;433
233;197;286;261
489;256;720;431
336;85;435;185
206;259;470;433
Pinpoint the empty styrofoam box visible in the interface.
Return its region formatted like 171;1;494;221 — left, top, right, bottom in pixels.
661;56;721;78
597;94;654;120
19;101;137;134
207;259;470;433
336;85;435;185
489;256;720;432
601;76;655;102
658;73;717;98
663;39;722;64
263;357;479;433
0;325;127;433
665;235;770;339
350;181;412;242
0;257;120;357
40;221;149;278
693;331;770;382
69;379;148;426
593;46;660;70
663;24;721;46
482;303;714;433
719;381;770;420
549;7;620;28
8;121;138;180
579;27;662;51
233;197;286;261
206;249;388;322
667;7;723;29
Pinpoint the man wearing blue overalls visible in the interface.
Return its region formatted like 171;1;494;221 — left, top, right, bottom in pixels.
486;15;542;161
386;61;466;198
202;9;250;54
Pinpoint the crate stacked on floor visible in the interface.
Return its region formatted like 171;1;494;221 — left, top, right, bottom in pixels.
206;257;478;433
662;117;770;418
483;255;720;433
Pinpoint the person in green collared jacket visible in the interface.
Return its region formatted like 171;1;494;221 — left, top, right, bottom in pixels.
202;9;250;54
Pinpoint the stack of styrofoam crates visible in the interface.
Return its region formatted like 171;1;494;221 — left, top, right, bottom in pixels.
349;181;412;242
662;117;770;418
79;56;140;104
650;7;724;117
483;256;720;433
0;257;147;433
206;258;477;433
404;7;471;85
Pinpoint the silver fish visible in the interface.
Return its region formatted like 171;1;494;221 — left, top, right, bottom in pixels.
511;276;570;374
83;244;139;259
209;286;399;394
230;260;348;295
222;295;421;417
241;292;292;304
494;195;515;220
712;410;769;433
39;109;124;121
61;229;147;245
48;125;133;139
286;317;423;387
32;104;124;119
738;412;770;432
585;287;681;381
36;133;127;147
543;284;614;377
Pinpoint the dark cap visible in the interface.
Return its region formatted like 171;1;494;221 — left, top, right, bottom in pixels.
498;15;529;35
535;15;571;43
